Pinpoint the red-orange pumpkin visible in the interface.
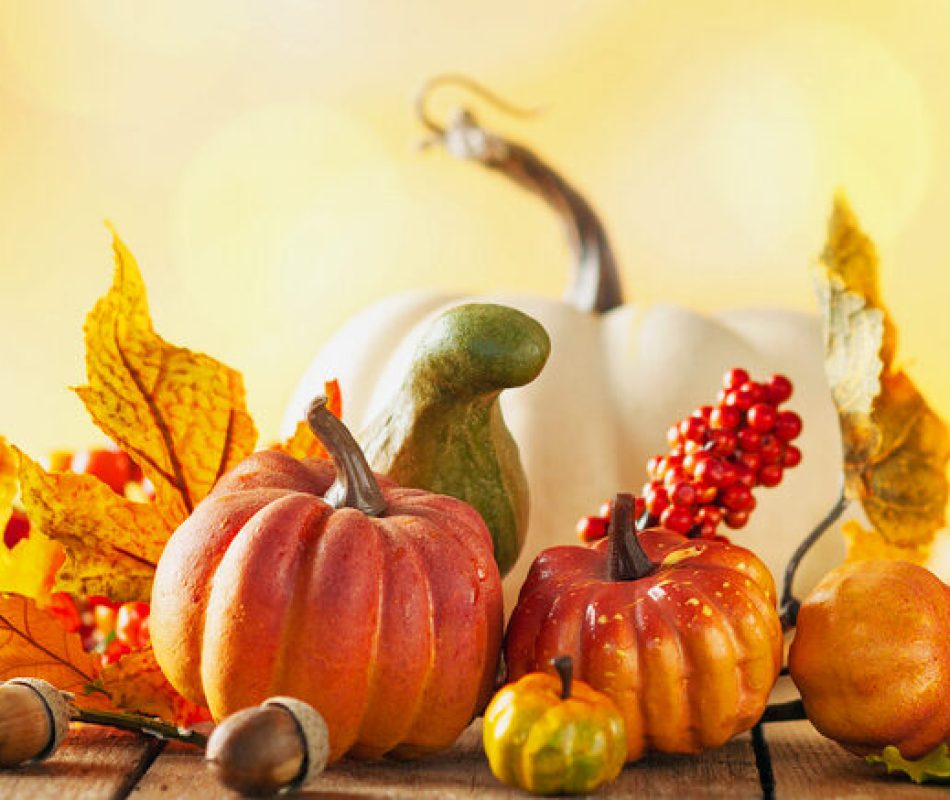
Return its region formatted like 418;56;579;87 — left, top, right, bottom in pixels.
150;397;503;762
505;494;782;762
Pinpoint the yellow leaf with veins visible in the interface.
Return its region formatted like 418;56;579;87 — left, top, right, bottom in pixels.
814;195;950;551
17;450;169;602
74;229;257;528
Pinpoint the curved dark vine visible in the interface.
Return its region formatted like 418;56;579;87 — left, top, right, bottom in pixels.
779;484;849;630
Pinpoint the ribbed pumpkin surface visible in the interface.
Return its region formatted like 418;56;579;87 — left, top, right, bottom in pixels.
505;529;782;761
151;450;503;761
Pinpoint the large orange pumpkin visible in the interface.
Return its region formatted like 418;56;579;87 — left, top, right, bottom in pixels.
150;396;503;762
505;494;782;762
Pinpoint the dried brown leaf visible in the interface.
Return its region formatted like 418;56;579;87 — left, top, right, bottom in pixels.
815;195;950;549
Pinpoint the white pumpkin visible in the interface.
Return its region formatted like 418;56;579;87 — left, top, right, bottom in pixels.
282;104;848;615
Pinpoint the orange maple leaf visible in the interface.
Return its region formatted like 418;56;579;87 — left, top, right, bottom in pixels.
0;593;109;707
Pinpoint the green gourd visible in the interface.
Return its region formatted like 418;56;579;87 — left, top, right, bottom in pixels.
360;303;551;576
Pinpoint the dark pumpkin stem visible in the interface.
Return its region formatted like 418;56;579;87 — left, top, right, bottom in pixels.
779;483;848;630
607;493;656;582
552;656;573;700
307;396;387;517
416;75;624;315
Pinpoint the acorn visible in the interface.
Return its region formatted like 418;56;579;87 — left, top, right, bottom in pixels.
206;697;330;796
0;676;209;770
0;679;71;766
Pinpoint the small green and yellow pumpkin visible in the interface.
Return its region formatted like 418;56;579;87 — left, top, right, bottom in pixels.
482;656;626;795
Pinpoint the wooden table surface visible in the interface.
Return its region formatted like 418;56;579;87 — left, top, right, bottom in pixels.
0;718;939;799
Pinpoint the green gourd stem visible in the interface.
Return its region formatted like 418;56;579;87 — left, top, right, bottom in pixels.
552;656;573;701
416;75;624;315
307;396;386;517
360;304;550;576
607;494;656;582
72;706;207;748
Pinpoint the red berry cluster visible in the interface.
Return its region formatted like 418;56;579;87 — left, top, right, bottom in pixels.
48;593;151;666
578;368;802;542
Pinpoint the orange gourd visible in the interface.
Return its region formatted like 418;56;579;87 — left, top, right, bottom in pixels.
505;493;783;762
150;396;503;762
788;560;950;760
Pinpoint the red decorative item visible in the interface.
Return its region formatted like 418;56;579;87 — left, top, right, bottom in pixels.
579;368;803;544
150;396;503;763
508;494;783;762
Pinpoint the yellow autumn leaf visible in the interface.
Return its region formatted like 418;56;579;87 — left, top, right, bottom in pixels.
275;379;342;459
814;195;950;551
0;535;64;602
841;520;928;565
99;647;209;724
75;229;257;528
0;437;15;533
17;450;169;602
0;593;108;706
0;438;64;602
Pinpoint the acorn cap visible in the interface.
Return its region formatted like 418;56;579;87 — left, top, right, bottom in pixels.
6;678;71;761
261;696;330;788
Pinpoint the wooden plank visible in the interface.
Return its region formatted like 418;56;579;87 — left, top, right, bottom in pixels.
763;721;937;799
133;719;762;799
0;725;158;800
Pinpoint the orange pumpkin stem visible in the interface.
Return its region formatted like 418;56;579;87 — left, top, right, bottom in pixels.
306;395;387;517
606;493;656;582
415;75;624;315
552;656;573;700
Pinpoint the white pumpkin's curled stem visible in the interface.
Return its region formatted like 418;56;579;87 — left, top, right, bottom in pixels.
415;75;624;315
778;483;849;630
307;395;387;517
607;493;656;582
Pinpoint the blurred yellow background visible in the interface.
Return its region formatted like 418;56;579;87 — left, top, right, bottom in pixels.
0;0;947;456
